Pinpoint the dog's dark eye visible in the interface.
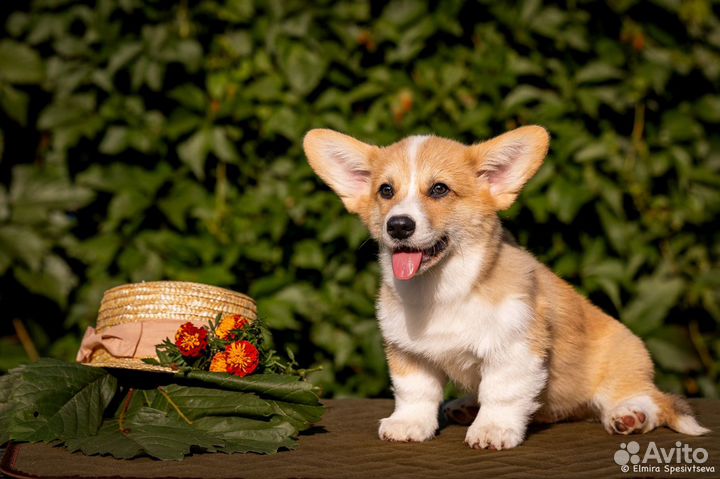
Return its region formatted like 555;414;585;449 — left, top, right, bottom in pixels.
429;183;450;199
379;183;394;199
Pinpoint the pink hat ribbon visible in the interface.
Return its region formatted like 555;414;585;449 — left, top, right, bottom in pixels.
76;321;196;363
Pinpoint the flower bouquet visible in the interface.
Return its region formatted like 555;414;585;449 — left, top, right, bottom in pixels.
147;313;292;377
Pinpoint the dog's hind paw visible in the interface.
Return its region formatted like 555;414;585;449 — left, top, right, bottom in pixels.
604;401;656;435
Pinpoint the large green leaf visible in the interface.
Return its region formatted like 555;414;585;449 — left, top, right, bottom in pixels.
149;385;277;419
65;420;144;459
1;359;117;443
178;372;322;406
193;416;297;454
67;407;221;460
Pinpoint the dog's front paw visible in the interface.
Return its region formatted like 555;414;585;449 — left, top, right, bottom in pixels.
379;415;437;442
465;422;524;450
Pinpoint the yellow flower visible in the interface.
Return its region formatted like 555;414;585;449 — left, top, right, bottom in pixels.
209;352;228;373
216;314;250;340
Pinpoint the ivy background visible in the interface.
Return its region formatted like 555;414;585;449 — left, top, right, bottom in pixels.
0;0;718;399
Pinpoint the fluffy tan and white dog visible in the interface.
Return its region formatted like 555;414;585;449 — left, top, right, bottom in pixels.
303;126;709;450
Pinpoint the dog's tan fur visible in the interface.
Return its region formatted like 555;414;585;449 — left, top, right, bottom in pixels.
304;126;709;449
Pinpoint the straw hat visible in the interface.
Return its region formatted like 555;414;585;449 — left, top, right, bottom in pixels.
76;281;256;372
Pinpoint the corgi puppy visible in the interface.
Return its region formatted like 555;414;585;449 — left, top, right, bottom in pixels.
303;126;709;450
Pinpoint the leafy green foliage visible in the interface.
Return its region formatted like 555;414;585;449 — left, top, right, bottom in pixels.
1;359;323;460
0;0;719;398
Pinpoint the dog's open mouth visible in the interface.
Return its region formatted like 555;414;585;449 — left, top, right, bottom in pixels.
391;236;449;281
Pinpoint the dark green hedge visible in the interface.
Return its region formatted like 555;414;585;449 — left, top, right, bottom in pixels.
0;0;718;398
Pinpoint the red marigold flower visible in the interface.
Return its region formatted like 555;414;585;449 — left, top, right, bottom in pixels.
225;340;260;377
216;313;250;340
174;322;208;358
209;352;228;373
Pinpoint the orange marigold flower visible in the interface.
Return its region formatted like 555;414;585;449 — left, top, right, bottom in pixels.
174;322;208;358
216;314;250;340
209;352;228;373
225;340;260;377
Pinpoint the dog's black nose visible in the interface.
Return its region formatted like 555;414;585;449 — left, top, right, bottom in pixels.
387;215;416;240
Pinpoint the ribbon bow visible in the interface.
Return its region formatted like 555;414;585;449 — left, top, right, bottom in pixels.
76;321;197;363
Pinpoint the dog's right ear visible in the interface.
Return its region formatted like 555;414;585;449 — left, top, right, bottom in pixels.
303;129;376;214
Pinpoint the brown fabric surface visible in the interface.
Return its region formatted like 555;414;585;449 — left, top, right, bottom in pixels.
2;399;719;479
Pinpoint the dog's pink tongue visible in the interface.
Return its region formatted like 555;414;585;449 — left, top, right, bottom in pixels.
392;251;423;280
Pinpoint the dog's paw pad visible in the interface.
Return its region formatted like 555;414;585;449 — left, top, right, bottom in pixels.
608;408;648;435
465;423;523;450
378;416;437;442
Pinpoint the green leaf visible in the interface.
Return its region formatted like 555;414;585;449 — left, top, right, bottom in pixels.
0;225;48;270
278;43;326;95
0;40;44;84
169;84;207;112
68;407;220;460
0;373;20;443
292;240;325;269
267;399;324;431
1;359;117;443
178;372;322;406
107;42;142;75
0;339;29;372
646;337;701;373
65;420;144;459
103;190;153;233
123;407;221;460
9;165;95;222
695;95;720;123
0;84;29;125
150;385;276;419
99;126;129;154
622;277;685;335
177;128;211;179
14;255;78;308
575;61;623;84
211;127;240;163
150;384;322;431
192;416;296;454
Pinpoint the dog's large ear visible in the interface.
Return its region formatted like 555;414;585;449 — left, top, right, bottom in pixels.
470;125;549;210
303;129;376;214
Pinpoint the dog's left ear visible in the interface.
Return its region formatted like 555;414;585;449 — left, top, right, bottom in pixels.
470;125;550;210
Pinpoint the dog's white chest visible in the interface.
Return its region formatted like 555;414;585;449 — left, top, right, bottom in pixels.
378;291;532;380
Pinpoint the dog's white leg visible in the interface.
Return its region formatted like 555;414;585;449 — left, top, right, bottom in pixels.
379;350;446;442
465;343;547;450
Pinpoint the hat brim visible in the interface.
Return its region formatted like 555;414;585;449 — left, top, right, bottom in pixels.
83;349;175;373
